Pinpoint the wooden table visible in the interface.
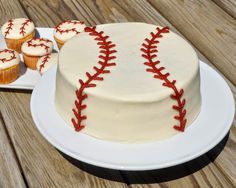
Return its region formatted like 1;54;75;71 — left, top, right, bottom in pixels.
0;0;235;187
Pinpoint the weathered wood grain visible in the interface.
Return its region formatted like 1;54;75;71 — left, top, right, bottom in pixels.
18;0;78;27
0;113;26;188
148;0;236;86
0;91;127;188
0;0;27;23
213;0;236;20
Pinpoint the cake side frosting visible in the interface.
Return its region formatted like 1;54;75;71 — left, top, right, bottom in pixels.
55;22;201;143
1;18;34;39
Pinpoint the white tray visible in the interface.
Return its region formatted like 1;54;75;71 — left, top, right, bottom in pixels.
0;27;58;90
30;61;235;171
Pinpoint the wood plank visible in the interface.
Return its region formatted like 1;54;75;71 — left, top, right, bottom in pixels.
0;113;27;188
0;91;127;188
213;0;236;20
148;0;236;86
0;0;27;23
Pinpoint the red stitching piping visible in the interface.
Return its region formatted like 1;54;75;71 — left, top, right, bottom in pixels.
140;27;187;132
71;26;117;131
55;20;85;34
27;38;52;54
0;49;16;63
4;19;14;37
39;54;51;72
19;19;32;36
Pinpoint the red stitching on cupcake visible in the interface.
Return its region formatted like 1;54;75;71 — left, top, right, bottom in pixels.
141;27;187;132
27;38;52;53
39;54;51;72
0;49;16;63
71;26;117;131
55;20;85;34
20;19;32;36
4;19;14;37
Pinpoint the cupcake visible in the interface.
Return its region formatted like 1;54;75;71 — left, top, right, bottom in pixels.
54;20;86;49
0;49;20;84
21;38;53;70
36;53;58;75
1;18;35;53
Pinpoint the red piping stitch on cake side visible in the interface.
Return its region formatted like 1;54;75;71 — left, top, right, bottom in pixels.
4;19;14;37
71;26;117;131
27;38;52;53
39;54;51;72
55;20;85;35
0;49;16;63
20;19;32;36
140;27;187;132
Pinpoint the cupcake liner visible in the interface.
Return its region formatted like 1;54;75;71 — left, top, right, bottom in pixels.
0;63;20;84
5;31;35;53
54;36;64;49
23;53;40;70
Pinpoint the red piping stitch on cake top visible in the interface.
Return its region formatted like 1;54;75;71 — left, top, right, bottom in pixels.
39;54;51;72
140;27;187;132
4;19;14;37
19;19;32;36
27;38;52;53
0;49;16;63
55;20;85;35
71;26;117;131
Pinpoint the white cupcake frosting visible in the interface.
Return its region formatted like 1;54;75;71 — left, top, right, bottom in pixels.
0;49;20;69
21;38;53;56
1;18;35;39
36;53;58;74
54;20;86;41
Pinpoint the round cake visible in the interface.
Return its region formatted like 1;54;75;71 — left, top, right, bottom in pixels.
55;22;201;143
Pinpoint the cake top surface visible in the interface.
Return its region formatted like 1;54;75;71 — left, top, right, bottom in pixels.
37;53;58;74
54;20;86;41
21;38;53;56
58;22;198;101
0;49;20;69
1;18;35;39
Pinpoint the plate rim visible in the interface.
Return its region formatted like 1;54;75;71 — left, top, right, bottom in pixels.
30;61;235;171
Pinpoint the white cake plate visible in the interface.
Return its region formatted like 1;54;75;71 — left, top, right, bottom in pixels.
30;61;235;171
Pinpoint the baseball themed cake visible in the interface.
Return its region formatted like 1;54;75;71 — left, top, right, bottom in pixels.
1;18;35;53
55;22;201;143
21;38;53;70
54;20;86;49
0;49;20;84
36;53;58;75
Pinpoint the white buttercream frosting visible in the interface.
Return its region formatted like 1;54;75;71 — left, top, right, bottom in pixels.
55;23;201;143
37;53;58;74
21;38;53;56
54;20;86;41
0;49;20;70
1;18;35;39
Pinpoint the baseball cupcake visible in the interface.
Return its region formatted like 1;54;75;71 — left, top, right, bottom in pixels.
1;18;35;53
21;38;53;70
36;53;58;75
0;49;20;84
54;20;86;49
